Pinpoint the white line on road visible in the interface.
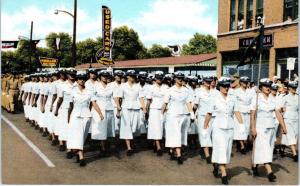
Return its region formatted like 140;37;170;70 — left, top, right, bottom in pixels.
2;116;55;168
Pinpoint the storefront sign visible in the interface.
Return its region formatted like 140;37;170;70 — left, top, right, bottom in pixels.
287;57;296;70
239;34;273;48
2;41;19;48
39;57;58;67
97;5;114;65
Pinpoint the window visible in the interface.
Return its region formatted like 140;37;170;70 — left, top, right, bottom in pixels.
256;0;264;25
230;0;236;31
246;0;253;28
237;0;245;30
284;0;298;21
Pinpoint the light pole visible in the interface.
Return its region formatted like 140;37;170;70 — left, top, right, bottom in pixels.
54;0;77;67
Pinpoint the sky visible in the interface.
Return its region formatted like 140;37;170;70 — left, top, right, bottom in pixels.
1;0;218;48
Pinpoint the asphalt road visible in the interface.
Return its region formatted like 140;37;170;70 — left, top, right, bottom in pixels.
1;110;298;185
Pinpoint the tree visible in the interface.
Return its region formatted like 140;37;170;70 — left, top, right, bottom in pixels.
112;26;147;61
181;33;217;55
45;32;72;67
1;50;17;72
147;44;172;58
76;38;100;65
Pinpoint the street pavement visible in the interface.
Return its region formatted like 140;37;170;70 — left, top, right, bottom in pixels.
1;110;298;185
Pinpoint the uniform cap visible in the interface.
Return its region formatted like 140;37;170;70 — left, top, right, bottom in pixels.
218;76;231;86
288;81;298;88
113;70;125;77
203;76;214;82
271;83;279;90
174;72;185;79
98;70;111;77
240;76;250;83
259;78;273;87
126;70;137;76
187;75;198;82
138;71;148;79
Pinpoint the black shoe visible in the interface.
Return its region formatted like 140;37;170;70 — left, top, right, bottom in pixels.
213;164;219;178
99;150;107;158
48;135;52;141
35;125;39;130
273;148;278;155
79;159;87;167
206;156;212;164
127;149;134;156
31;123;35;127
26;119;29;122
157;149;163;156
267;172;276;182
39;128;43;133
199;149;206;160
252;166;259;176
153;146;157;153
42;132;47;137
177;156;183;165
240;148;246;154
170;153;177;161
66;151;74;159
279;148;285;157
76;155;80;163
221;176;229;185
293;154;298;162
59;145;66;151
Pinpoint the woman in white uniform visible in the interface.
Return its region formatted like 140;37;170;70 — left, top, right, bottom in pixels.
40;73;51;137
161;72;195;165
233;76;252;154
250;78;287;182
115;70;147;156
67;72;103;167
194;76;214;164
54;69;78;151
91;70;115;157
270;83;281;154
279;81;298;162
203;77;243;185
146;71;168;156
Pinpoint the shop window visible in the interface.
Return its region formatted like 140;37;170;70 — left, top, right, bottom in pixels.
284;0;298;22
256;0;264;25
230;0;236;31
246;0;253;28
237;0;245;30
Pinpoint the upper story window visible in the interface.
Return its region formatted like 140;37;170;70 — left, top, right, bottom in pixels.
256;0;264;25
237;0;245;30
284;0;298;22
246;0;253;28
230;0;236;31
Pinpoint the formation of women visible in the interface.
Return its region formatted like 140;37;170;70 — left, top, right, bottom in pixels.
18;68;298;185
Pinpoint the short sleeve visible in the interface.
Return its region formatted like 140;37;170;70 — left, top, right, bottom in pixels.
146;88;153;99
52;82;58;95
186;89;193;103
206;98;214;114
250;94;257;111
138;86;144;98
57;85;64;98
276;96;285;110
163;90;171;103
113;85;123;98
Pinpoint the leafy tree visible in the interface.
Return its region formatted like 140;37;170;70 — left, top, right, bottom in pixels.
112;26;147;61
45;32;72;67
182;33;217;55
76;38;101;65
147;44;172;58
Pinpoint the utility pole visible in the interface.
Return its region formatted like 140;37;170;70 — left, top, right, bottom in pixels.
29;21;33;72
72;0;77;67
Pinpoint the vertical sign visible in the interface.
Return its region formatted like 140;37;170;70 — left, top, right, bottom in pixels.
98;5;114;65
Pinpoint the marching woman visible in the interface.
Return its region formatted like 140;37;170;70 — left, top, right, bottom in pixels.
54;69;78;151
67;72;103;167
203;77;243;185
270;83;281;154
279;81;298;161
161;72;195;165
115;70;147;156
250;78;287;182
39;73;50;137
194;76;214;164
233;76;253;154
146;71;168;156
90;70;115;157
21;75;31;123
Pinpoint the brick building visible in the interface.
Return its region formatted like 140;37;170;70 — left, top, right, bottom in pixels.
217;0;298;81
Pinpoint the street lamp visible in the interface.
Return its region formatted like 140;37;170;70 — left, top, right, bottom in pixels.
54;0;77;67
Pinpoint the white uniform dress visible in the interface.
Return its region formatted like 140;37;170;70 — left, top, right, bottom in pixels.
251;93;277;164
146;83;168;140
137;83;150;135
187;86;198;135
195;87;213;147
26;82;34;121
280;93;299;146
111;81;122;133
67;87;92;150
39;82;49;129
53;79;64;135
209;91;236;164
31;82;41;123
118;82;143;140
164;85;192;148
85;79;96;134
91;82;115;140
56;81;77;141
22;82;30;119
44;81;56;133
233;87;253;140
38;82;47;128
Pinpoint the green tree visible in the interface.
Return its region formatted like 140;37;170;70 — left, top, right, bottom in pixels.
112;25;147;61
1;50;17;72
76;38;101;65
147;44;172;58
45;32;72;67
181;33;217;55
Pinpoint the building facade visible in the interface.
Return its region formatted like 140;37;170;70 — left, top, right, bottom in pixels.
217;0;298;81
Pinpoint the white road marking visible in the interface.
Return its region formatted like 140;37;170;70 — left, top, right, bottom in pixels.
2;116;55;167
